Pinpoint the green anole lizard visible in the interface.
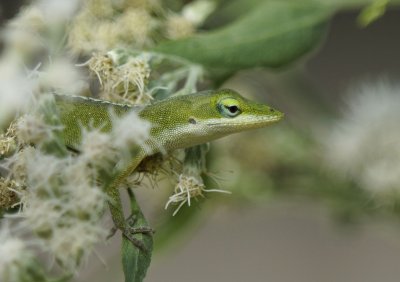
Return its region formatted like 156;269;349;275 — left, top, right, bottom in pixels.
55;89;283;248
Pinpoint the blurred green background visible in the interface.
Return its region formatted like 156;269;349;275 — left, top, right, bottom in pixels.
2;2;400;282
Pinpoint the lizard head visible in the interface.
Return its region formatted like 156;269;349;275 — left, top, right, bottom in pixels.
140;88;284;150
188;89;284;135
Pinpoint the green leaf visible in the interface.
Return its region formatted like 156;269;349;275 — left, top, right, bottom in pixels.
121;189;153;282
357;0;389;26
155;1;332;74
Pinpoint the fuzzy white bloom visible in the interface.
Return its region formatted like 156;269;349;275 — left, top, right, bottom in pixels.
68;4;158;54
1;7;45;56
40;58;88;95
85;0;114;18
0;136;15;157
0;226;34;282
0;238;26;273
165;174;230;216
182;0;216;26
0;59;37;128
0;229;25;270
36;0;81;24
0;57;86;132
0;177;22;209
16;114;58;145
48;223;105;270
165;14;195;40
14;148;108;270
0;121;17;159
321;82;400;194
120;57;151;95
79;128;117;167
84;52;152;103
117;8;156;47
111;110;152;151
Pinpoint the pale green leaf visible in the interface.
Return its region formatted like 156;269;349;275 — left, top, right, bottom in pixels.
357;0;389;26
155;1;332;74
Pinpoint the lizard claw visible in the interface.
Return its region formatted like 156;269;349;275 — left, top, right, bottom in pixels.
128;226;155;235
124;213;155;252
122;227;153;252
107;213;154;252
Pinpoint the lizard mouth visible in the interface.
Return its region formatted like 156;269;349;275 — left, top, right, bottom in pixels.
206;114;283;128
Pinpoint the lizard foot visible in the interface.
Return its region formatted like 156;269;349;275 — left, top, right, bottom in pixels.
107;213;155;252
122;228;153;252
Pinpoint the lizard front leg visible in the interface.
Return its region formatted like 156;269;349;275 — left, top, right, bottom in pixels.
105;151;154;251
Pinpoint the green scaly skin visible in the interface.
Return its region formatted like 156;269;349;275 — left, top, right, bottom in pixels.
55;89;284;249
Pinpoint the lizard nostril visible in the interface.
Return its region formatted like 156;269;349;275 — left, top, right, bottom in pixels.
270;108;275;112
188;118;197;124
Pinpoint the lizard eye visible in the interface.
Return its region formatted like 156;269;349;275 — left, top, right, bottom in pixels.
218;98;242;118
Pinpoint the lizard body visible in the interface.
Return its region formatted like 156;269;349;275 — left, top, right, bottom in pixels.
55;89;283;245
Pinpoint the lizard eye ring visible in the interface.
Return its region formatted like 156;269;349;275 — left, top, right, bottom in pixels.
217;98;242;118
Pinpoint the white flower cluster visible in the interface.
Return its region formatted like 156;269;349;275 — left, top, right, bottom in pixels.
165;0;216;40
8;140;108;271
165;173;231;216
322;81;400;195
0;60;37;129
165;145;230;216
0;90;153;277
85;51;152;104
0;0;152;277
0;227;36;282
68;0;160;54
0;3;87;128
